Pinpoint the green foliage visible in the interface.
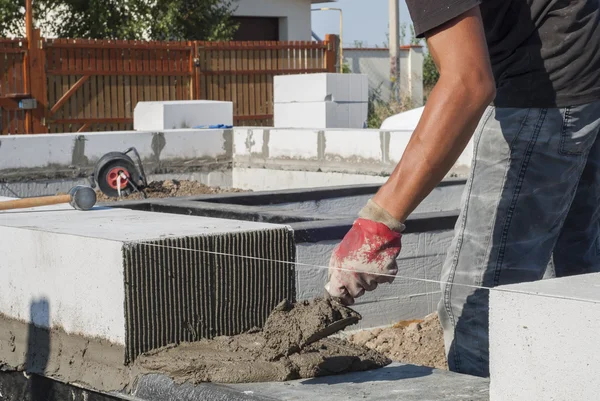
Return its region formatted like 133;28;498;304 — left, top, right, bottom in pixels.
0;0;238;40
423;50;440;89
409;24;422;45
0;0;56;37
342;61;351;73
148;0;239;41
367;83;413;129
399;22;406;46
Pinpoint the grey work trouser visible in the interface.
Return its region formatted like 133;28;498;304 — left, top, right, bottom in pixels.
438;99;600;377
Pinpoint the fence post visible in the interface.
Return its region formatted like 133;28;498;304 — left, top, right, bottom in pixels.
28;29;48;133
324;34;339;73
189;41;197;100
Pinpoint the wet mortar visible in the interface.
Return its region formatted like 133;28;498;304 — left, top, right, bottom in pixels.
134;298;391;384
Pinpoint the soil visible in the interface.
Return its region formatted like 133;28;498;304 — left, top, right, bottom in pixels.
135;298;390;384
96;179;249;202
348;312;448;370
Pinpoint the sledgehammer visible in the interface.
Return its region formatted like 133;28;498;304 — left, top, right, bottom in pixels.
0;185;97;211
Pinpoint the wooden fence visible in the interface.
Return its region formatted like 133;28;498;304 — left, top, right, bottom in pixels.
0;32;337;134
0;39;28;135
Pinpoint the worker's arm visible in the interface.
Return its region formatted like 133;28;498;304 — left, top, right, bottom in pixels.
326;6;495;305
374;6;495;221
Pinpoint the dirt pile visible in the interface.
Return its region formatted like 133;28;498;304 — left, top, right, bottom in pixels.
135;298;390;384
96;179;249;201
348;312;448;370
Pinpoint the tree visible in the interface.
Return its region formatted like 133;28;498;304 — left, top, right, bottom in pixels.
0;0;61;37
148;0;239;41
0;0;239;40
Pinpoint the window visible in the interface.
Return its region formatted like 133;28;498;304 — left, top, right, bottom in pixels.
232;17;280;41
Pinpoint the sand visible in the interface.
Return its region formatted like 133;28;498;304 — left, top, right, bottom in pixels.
135;298;390;384
348;312;448;370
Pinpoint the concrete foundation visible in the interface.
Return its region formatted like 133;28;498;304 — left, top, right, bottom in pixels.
489;273;600;401
0;203;295;377
132;363;489;400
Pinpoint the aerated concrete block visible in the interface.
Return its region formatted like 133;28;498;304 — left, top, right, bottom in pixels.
134;100;233;131
0;203;295;364
274;73;368;103
274;101;367;129
490;273;600;401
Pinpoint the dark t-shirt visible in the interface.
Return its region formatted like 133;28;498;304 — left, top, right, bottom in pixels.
406;0;600;108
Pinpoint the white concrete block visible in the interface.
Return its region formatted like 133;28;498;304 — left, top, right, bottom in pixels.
324;130;382;162
349;102;368;129
296;229;453;329
232;168;388;191
489;273;600;401
269;129;319;159
134;100;233;131
233;128;266;157
0;206;282;345
388;130;415;164
274;73;368;103
274;102;367;129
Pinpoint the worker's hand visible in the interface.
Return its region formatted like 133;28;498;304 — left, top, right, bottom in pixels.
325;200;404;305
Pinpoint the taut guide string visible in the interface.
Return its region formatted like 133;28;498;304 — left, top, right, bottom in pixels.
135;241;599;306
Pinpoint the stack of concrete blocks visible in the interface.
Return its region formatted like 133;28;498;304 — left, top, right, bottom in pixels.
274;73;369;129
134;100;233;130
489;273;600;401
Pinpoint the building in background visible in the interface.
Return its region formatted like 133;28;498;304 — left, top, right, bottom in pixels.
231;0;337;41
344;46;424;107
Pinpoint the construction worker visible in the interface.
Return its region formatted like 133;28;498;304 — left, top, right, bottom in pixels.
326;1;600;378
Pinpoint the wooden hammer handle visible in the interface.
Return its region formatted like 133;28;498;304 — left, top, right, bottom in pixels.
0;194;71;211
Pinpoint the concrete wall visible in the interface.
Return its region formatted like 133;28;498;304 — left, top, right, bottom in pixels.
0;129;231;187
0;121;476;195
1;126;474;195
297;229;453;329
232;0;313;40
233;127;472;189
344;47;424;106
0;204;282;343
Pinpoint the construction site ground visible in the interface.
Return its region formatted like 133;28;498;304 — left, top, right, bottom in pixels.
96;179;249;202
348;312;448;370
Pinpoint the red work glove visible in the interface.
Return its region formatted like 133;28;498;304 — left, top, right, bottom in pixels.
325;199;404;305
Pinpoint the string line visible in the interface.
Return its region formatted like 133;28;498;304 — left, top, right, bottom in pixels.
132;241;598;305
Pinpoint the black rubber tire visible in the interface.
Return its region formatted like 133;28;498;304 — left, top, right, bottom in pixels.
95;159;136;198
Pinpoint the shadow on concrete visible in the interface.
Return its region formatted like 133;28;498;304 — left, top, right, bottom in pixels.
300;364;433;385
25;298;53;400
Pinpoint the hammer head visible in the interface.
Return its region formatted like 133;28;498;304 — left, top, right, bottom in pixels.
69;186;97;211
